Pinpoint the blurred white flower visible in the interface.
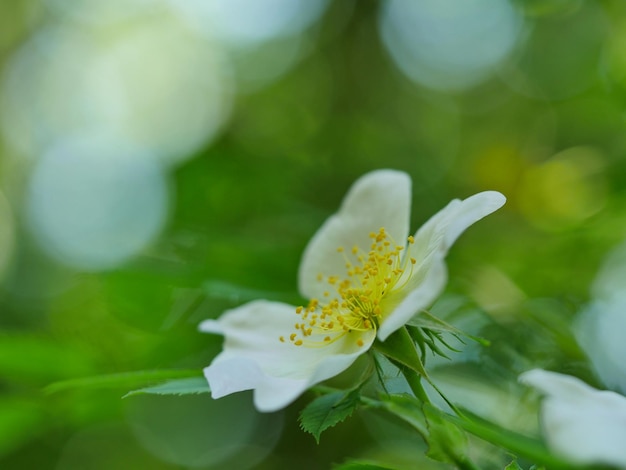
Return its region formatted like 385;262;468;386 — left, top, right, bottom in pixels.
200;169;505;412
520;369;626;469
577;240;626;394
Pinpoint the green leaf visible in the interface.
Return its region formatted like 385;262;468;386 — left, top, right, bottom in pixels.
375;394;428;438
124;377;210;397
505;462;524;470
45;369;201;394
299;388;361;443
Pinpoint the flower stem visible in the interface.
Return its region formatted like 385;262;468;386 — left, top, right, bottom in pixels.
400;366;431;404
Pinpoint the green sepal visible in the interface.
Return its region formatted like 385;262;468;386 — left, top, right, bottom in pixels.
374;327;428;378
407;310;490;347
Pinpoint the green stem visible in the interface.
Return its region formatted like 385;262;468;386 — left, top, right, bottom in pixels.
454;456;481;470
400;366;431;404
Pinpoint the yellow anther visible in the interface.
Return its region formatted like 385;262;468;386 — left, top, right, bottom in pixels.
279;336;285;342
357;338;364;347
290;333;297;341
324;336;331;342
296;306;303;314
352;246;359;255
294;340;303;346
410;258;416;264
408;235;415;244
337;246;344;253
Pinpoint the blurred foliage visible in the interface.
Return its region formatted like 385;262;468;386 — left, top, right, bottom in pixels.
2;0;626;468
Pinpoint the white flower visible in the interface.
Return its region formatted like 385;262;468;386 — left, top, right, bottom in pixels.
200;170;505;412
520;369;626;469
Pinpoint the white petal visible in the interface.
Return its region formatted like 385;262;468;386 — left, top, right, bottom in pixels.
412;191;505;261
444;191;506;249
298;169;411;300
519;369;596;400
520;369;626;468
202;300;375;412
377;191;504;340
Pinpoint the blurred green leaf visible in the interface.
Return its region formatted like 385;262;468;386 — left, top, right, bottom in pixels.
0;398;44;458
45;369;201;394
299;388;361;444
505;462;524;470
123;377;210;398
203;279;301;304
0;334;94;382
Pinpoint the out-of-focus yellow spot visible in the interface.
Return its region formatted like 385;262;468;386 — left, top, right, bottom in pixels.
517;146;607;231
470;144;528;197
469;266;526;317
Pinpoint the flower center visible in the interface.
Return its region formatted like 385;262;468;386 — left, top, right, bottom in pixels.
280;227;416;348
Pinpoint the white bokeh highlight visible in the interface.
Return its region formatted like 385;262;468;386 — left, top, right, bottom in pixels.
1;13;232;167
379;0;523;92
26;136;168;271
170;0;329;48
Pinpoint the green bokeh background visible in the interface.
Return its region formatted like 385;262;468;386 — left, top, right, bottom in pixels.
1;1;626;468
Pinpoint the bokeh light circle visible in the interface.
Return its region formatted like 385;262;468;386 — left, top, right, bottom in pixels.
170;0;329;48
25;136;168;271
127;393;283;469
379;0;523;92
1;13;232;167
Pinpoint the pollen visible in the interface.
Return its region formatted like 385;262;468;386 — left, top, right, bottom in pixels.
284;226;417;348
